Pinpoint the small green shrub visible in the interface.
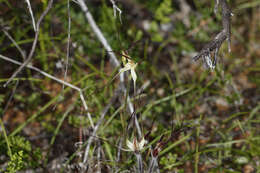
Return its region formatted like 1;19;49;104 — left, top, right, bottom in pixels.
0;136;42;172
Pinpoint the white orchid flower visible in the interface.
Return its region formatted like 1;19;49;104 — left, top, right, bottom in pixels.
118;51;138;91
126;137;146;152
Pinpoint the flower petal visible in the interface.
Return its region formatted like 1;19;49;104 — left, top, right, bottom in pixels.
131;69;137;84
139;137;146;150
119;66;131;74
127;140;134;151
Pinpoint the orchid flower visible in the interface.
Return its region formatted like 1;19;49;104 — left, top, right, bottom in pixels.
126;137;146;152
118;51;138;92
126;137;146;173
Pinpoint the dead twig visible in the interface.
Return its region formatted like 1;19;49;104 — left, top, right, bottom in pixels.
96;141;101;173
110;0;122;23
82;87;121;163
2;29;26;60
25;0;36;32
4;0;54;87
64;0;71;88
1;80;19;119
192;0;232;69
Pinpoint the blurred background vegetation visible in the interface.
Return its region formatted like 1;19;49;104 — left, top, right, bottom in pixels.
0;0;259;172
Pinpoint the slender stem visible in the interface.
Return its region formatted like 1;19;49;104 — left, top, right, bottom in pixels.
83;88;120;163
64;0;71;89
76;0;120;68
110;0;122;23
2;29;26;60
25;0;36;32
148;156;160;173
44;104;75;166
0;119;12;157
135;153;143;173
1;80;19;118
97;141;102;173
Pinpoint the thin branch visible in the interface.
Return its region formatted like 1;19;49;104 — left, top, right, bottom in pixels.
192;0;232;69
2;29;26;60
137;80;150;95
74;2;117;67
116;137;123;161
52;0;71;110
127;96;142;138
193;30;226;62
97;141;101;173
76;0;119;68
214;0;220;14
1;80;19;118
64;0;71;88
220;0;232;52
55;0;71;111
83;87;121;163
148;156;160;173
25;0;36;32
4;0;54;87
110;0;122;23
0;54;94;128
